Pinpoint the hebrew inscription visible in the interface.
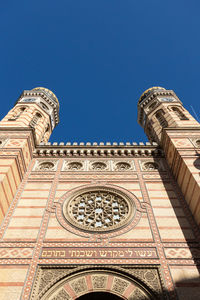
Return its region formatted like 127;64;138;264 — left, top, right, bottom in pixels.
40;247;158;259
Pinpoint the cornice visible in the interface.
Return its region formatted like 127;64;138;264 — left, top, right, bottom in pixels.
34;142;164;158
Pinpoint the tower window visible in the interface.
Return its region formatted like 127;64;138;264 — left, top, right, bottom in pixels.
30;112;42;128
148;101;157;111
171;106;188;120
155;109;168;128
9;107;26;121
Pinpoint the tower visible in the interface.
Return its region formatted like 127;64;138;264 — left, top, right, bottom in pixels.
0;87;59;223
138;87;200;225
0;87;199;300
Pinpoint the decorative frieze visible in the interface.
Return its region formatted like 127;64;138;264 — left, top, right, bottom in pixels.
33;159;137;172
62;160;135;172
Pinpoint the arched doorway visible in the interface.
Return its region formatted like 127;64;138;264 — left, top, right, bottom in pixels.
77;291;123;299
31;266;162;299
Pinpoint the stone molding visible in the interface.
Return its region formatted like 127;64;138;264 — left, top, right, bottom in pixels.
33;159;166;172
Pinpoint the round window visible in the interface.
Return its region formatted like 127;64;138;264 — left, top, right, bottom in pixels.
63;188;135;232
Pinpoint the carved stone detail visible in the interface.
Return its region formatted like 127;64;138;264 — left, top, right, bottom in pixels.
90;162;108;170
112;277;129;294
92;275;107;289
140;160;160;171
124;268;162;295
129;288;149;299
51;288;70;300
70;277;87;294
63;189;133;232
115;162;131;171
34;160;58;171
143;162;159;171
64;162;83;171
38;269;68;295
30;265;164;300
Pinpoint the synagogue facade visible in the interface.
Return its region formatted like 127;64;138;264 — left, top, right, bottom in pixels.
0;87;199;299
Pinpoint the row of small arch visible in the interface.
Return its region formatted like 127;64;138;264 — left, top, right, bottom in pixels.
35;148;163;157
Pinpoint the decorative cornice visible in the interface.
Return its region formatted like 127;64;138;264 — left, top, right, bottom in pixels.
34;143;164;158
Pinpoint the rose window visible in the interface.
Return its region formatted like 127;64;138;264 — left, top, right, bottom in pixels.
63;189;134;232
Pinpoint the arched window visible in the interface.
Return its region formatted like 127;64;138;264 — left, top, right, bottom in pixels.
9;107;26;121
155;109;168;127
171;106;188;120
30;112;42;128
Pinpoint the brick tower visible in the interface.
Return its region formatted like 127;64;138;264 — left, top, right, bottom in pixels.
0;87;199;300
0;87;59;224
138;86;200;225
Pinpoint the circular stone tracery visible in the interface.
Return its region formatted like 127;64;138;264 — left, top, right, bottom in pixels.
63;189;135;232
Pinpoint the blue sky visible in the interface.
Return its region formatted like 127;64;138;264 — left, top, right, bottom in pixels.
0;0;200;143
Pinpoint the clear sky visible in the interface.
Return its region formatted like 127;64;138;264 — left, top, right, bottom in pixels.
0;0;200;143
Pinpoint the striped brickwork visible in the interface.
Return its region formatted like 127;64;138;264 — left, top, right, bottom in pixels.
0;154;199;299
146;102;200;143
0;87;199;299
0;131;34;225
0;103;51;144
162;129;200;226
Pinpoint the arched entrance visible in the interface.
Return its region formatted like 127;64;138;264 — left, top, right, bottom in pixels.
31;266;162;300
77;291;123;299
